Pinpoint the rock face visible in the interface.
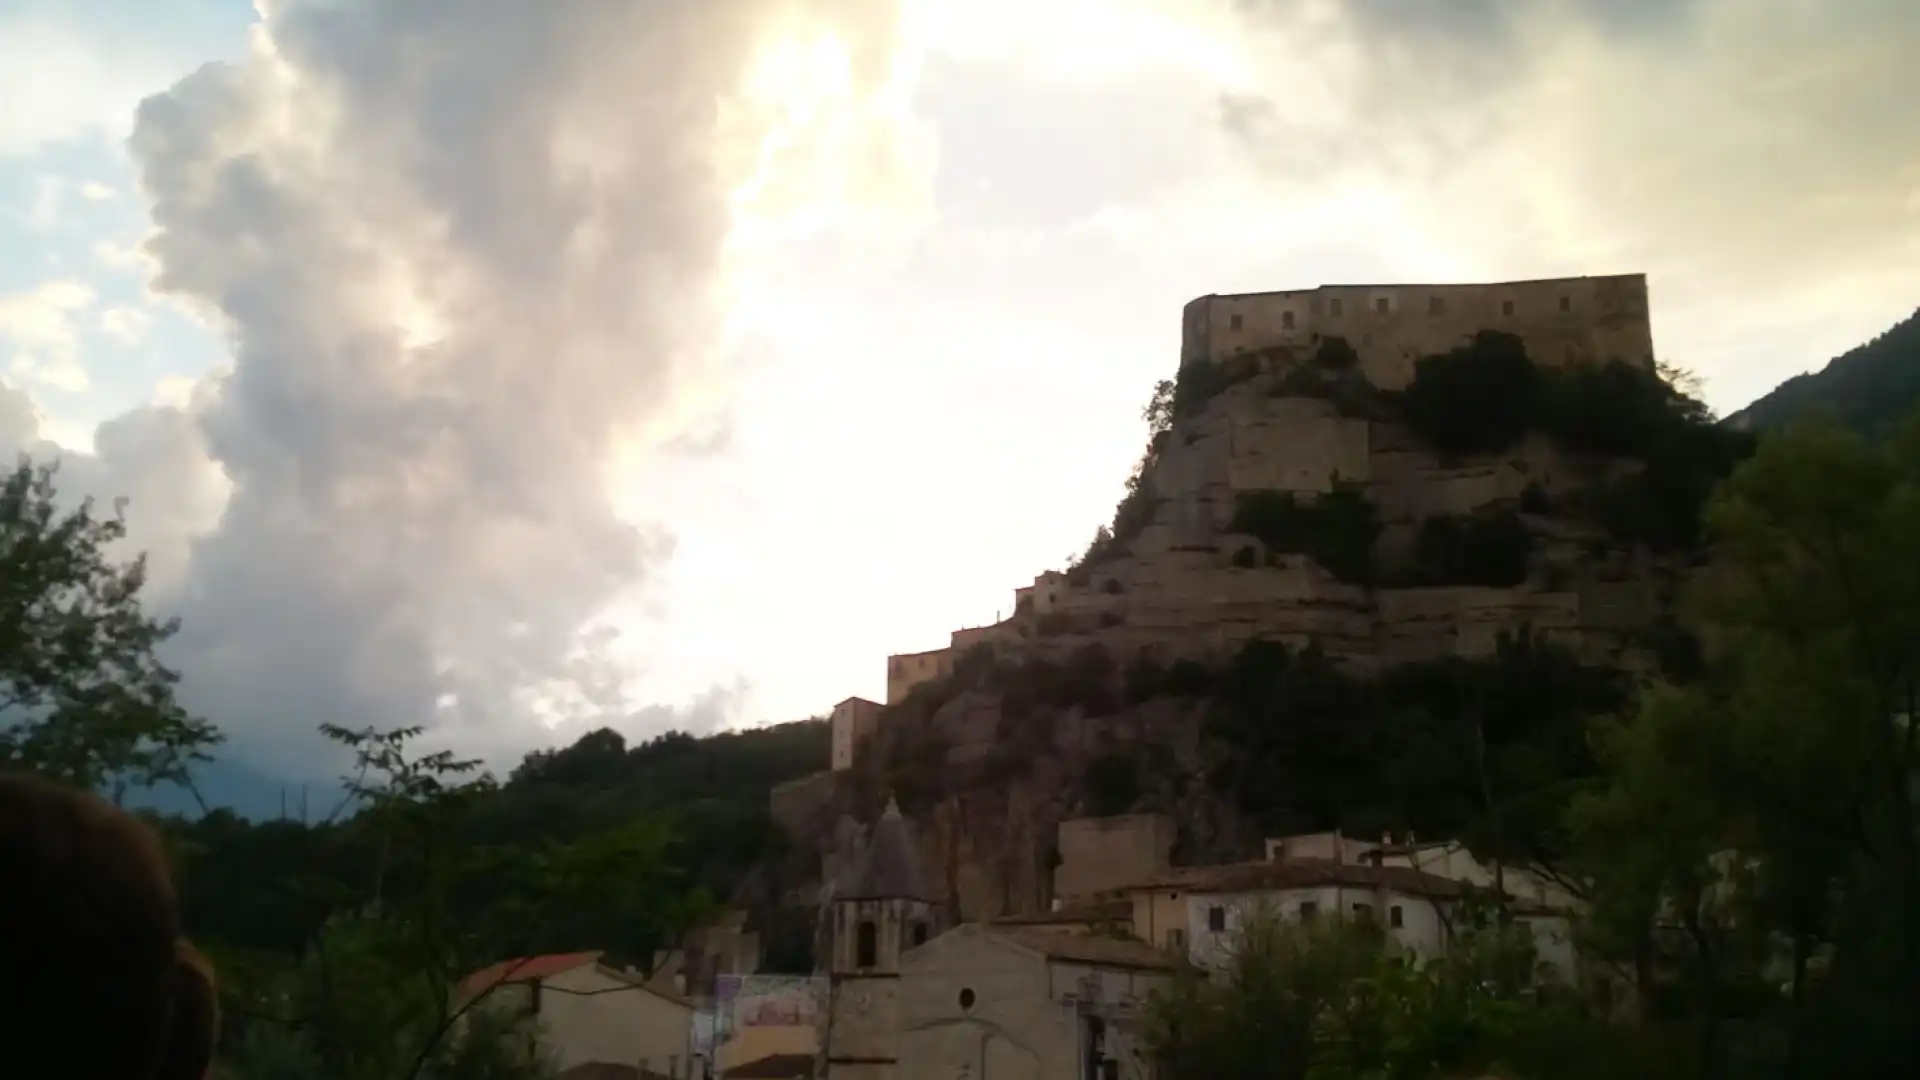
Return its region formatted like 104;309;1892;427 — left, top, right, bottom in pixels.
787;276;1678;926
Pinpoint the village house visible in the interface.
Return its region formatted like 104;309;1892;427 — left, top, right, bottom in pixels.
459;951;695;1078
1122;832;1579;983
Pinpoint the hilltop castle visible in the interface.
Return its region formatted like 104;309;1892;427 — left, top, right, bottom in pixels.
820;273;1660;774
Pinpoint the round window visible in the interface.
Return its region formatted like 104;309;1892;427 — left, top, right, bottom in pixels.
958;988;977;1011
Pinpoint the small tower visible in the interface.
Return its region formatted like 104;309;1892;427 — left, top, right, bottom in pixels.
823;798;937;1080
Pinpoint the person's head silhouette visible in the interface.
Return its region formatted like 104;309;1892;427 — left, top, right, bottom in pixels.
0;773;219;1079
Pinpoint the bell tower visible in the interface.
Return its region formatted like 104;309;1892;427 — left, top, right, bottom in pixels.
823;798;937;1080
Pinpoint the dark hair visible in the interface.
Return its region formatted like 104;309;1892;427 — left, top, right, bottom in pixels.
0;774;218;1079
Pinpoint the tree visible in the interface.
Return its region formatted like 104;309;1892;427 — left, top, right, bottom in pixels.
1146;907;1595;1080
0;457;219;792
218;723;692;1080
1569;413;1920;1078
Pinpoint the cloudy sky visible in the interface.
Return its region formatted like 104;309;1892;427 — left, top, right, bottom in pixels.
3;0;1917;805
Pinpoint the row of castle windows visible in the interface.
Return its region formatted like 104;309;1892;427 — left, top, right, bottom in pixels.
1225;294;1574;332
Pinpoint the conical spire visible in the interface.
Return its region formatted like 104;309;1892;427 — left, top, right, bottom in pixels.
842;797;933;901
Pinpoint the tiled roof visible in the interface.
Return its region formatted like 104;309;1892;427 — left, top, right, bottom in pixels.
460;951;603;998
841;798;934;901
458;951;692;1007
991;928;1180;972
1129;858;1472;899
993;900;1132;927
724;1052;816;1079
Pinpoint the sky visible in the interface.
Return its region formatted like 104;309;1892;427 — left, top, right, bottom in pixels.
2;0;1917;809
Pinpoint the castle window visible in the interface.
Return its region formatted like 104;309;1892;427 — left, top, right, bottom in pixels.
856;920;877;967
1389;905;1404;928
1281;310;1295;329
1559;296;1572;313
1298;901;1319;921
1375;297;1389;315
959;987;977;1011
1428;296;1444;315
1330;298;1343;317
1352;903;1374;921
1502;299;1515;317
1166;928;1186;950
1229;313;1243;331
1207;906;1226;932
911;921;929;947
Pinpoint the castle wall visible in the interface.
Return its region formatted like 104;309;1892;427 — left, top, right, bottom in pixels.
832;697;886;772
1183;274;1654;391
887;648;953;705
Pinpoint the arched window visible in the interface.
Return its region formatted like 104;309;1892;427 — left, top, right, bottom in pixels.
911;922;929;947
856;920;878;968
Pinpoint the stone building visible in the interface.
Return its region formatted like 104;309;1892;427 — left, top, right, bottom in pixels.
822;801;1176;1080
1179;274;1655;390
830;697;885;772
824;800;940;1080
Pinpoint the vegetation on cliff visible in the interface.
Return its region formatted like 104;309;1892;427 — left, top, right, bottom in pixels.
1147;412;1920;1079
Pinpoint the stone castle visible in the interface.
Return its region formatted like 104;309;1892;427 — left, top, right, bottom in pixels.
822;273;1661;774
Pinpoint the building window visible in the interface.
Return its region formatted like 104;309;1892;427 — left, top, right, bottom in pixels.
1298;901;1319;921
856;920;877;968
1389;905;1404;928
1429;296;1444;315
1375;297;1389;315
1502;299;1515;316
1166;928;1187;950
1559;296;1572;313
1281;310;1295;329
1208;906;1226;932
1330;298;1343;317
960;987;977;1010
911;921;929;947
1352;903;1373;921
1229;313;1243;331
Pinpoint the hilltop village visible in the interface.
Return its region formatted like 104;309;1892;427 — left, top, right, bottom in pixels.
442;272;1730;1080
660;273;1663;1080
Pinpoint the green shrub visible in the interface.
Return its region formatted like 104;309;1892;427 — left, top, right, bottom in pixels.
1124;654;1167;703
1408;508;1532;588
1084;752;1143;816
1314;334;1359;369
1163;659;1214;698
1401;331;1537;455
1229;485;1380;585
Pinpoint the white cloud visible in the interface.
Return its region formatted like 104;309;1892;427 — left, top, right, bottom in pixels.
80;181;117;201
99;305;151;345
0;279;96;393
118;0;929;776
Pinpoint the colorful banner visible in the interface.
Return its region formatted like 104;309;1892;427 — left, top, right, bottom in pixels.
714;974;829;1035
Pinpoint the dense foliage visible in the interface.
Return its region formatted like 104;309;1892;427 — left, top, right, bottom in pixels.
0;457;221;792
1402;508;1533;588
1202;631;1625;864
1147;910;1629;1080
1726;307;1920;439
1228;485;1381;585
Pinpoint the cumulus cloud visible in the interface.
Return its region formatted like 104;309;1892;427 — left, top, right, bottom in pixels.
118;0;921;777
99;306;151;345
0;378;228;606
1208;0;1920;408
0;280;96;392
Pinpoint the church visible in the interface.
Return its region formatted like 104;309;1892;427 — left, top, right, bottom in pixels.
820;800;1176;1080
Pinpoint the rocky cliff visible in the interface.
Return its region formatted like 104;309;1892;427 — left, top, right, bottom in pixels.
779;320;1744;929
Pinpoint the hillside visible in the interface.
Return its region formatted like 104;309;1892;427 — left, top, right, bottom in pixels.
1725;307;1920;437
799;313;1753;924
